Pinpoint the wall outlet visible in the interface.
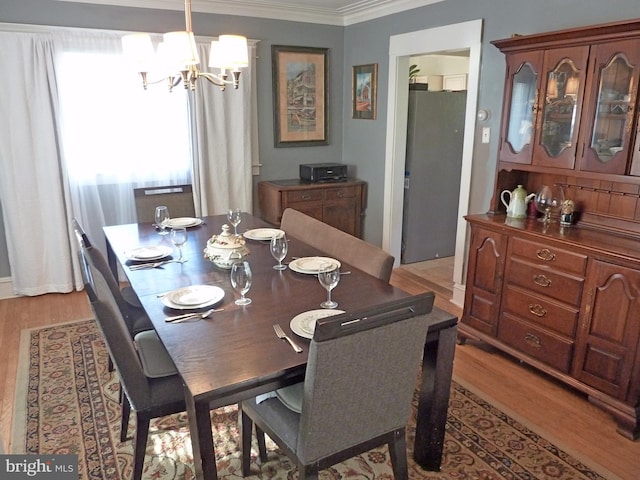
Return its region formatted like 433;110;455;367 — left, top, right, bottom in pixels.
482;127;490;144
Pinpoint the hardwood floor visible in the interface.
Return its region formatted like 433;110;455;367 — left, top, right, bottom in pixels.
1;266;639;478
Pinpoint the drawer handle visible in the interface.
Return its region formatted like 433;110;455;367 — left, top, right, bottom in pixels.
533;274;552;287
536;248;556;261
337;192;344;198
300;194;312;200
528;304;547;317
524;333;542;349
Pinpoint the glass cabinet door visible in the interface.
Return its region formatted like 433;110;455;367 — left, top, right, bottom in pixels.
578;39;640;174
499;51;543;164
533;46;589;168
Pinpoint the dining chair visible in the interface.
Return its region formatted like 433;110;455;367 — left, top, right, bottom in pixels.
133;184;196;223
72;218;152;336
280;208;395;282
78;248;184;480
240;292;435;480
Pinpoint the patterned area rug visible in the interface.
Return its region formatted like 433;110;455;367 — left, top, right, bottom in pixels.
13;319;615;480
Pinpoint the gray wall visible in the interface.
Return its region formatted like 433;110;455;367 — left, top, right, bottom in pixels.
1;0;639;278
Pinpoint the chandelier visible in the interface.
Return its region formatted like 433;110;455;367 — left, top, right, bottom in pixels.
121;0;248;92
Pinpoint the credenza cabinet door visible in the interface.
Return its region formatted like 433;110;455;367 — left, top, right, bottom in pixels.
462;226;508;336
573;259;640;400
577;39;640;175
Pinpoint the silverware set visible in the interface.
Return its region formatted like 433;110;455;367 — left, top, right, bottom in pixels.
165;308;223;323
130;259;183;270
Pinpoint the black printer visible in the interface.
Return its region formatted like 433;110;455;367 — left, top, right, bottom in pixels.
299;163;348;182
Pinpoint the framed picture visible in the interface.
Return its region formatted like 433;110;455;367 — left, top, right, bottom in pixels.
352;63;377;120
272;45;329;147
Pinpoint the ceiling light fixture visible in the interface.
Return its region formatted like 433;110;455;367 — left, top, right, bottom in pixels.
121;0;248;92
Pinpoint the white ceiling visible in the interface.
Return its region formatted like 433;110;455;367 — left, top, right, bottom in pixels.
58;0;446;26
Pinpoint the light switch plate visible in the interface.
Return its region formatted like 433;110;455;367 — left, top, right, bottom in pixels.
482;127;490;144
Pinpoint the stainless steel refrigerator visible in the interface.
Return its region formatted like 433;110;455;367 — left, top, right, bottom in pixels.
401;88;466;264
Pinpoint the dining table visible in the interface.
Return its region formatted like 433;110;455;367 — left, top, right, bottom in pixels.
103;212;458;480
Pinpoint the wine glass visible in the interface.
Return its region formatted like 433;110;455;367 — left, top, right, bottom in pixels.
270;233;288;270
230;261;252;305
318;263;340;309
155;205;170;235
170;227;188;263
534;185;565;223
227;208;242;236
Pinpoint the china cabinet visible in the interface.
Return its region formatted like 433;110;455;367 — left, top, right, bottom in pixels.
463;19;640;440
258;179;366;238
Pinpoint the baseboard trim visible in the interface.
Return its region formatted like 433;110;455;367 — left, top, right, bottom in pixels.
452;282;465;308
0;277;16;300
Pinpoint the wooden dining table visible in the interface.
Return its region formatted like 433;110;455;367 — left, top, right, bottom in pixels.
104;213;458;480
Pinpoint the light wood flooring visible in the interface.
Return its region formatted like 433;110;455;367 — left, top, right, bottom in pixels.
0;262;639;478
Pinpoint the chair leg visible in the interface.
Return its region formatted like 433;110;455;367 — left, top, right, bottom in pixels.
256;425;268;462
299;463;319;480
241;408;253;476
120;395;131;443
132;413;151;480
388;428;409;480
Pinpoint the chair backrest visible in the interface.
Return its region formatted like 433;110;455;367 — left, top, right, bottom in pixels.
280;208;395;282
296;292;435;463
134;184;196;223
72;218;138;335
80;253;153;410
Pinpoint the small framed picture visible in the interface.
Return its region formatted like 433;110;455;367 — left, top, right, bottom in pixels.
352;63;377;120
272;45;329;147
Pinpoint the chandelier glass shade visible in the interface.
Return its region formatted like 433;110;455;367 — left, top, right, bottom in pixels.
121;0;248;91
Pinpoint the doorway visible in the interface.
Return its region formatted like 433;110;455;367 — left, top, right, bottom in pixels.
382;19;483;307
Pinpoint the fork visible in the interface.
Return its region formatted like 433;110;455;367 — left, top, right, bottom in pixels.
130;259;178;270
273;324;303;353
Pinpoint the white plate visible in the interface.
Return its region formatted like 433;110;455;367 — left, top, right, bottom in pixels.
290;309;345;339
162;285;225;310
243;228;285;241
165;217;202;228
289;257;341;275
125;245;173;261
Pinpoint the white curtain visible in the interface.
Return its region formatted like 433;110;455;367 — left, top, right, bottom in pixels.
191;40;258;215
55;30;192;257
0;26;258;295
0;32;76;295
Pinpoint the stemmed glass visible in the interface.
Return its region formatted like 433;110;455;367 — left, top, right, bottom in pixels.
318;263;340;309
170;227;188;263
155;206;170;235
270;233;288;270
230;261;252;305
534;185;565;223
227;208;242;236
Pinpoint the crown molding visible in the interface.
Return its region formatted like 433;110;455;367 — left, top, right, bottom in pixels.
56;0;445;26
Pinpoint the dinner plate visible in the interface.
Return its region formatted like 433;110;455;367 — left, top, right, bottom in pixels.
290;309;345;339
243;228;285;241
162;285;225;310
165;217;202;228
125;245;173;261
288;256;341;275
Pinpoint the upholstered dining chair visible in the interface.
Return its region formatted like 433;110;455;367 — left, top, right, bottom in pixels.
240;292;435;480
72;218;152;336
133;184;196;223
279;208;395;282
78;246;184;480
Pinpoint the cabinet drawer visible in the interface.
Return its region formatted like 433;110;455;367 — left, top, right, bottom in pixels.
506;259;584;306
503;286;578;337
324;186;358;201
498;313;574;373
284;189;323;204
510;237;587;275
